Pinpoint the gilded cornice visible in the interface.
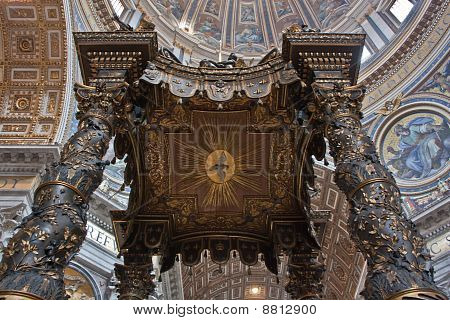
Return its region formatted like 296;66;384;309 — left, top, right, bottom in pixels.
87;0;116;31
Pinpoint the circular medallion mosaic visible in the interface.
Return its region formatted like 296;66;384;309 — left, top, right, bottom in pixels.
378;106;449;187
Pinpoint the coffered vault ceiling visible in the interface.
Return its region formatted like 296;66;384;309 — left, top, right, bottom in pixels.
0;0;70;144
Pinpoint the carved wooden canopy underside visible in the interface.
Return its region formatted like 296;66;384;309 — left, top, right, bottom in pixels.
103;29;366;275
111;52;322;274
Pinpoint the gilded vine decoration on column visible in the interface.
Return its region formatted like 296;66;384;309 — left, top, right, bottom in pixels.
309;82;446;300
0;82;128;299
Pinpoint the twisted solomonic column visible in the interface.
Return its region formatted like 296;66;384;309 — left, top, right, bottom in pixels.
309;82;446;300
0;82;128;299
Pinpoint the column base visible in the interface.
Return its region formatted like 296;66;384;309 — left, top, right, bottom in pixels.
0;290;43;300
387;288;448;300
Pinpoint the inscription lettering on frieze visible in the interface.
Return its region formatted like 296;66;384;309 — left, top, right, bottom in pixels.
86;221;118;254
427;232;450;258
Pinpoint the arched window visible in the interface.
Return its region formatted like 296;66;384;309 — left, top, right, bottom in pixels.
361;46;372;63
389;0;414;23
110;0;125;17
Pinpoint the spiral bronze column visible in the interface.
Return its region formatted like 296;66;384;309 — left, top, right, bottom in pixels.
309;82;446;300
0;82;127;299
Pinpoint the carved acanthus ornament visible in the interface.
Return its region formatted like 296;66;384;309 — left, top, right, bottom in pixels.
309;82;446;300
285;248;325;300
115;254;155;300
0;82;128;299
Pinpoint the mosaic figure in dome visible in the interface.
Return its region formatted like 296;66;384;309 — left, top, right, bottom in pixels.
386;116;449;179
274;0;293;18
205;0;220;16
235;26;263;45
420;60;450;94
197;17;222;41
155;0;186;20
240;3;256;23
315;0;348;23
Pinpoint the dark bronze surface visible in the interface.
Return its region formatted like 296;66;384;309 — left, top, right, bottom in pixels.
113;44;321;281
73;31;158;85
308;82;445;299
115;253;155;300
0;82;127;299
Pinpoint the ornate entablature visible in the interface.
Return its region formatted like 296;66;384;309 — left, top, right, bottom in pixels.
281;30;365;85
74;31;158;85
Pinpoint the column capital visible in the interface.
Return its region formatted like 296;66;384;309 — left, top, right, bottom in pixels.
74;82;129;134
310;82;366;120
286;250;325;300
115;263;155;300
